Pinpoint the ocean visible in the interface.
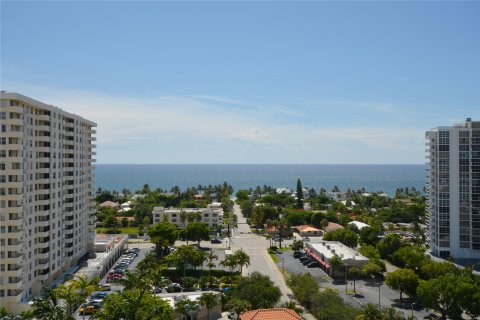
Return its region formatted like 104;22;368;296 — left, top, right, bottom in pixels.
94;164;426;196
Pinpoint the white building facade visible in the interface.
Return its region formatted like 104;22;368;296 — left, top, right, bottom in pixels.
426;118;480;259
0;92;96;313
152;203;224;228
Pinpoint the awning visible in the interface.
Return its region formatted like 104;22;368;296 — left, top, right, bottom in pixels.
305;248;330;268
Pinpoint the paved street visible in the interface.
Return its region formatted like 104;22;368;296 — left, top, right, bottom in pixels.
231;203;431;319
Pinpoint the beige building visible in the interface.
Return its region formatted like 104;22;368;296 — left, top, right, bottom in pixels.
0;92;96;313
152;202;224;228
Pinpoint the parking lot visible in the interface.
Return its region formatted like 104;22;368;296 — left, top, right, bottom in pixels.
276;249;431;319
74;245;152;319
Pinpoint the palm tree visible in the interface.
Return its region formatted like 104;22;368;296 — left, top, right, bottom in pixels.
349;266;361;293
382;307;404;320
71;275;100;297
118;269;151;291
328;254;344;278
194;212;202;222
355;303;383;320
281;300;297;310
206;251;218;279
320;219;329;234
233;250;250;275
277;219;290;248
175;298;198;320
180;211;187;227
32;287;74;320
199;292;218;320
225;298;251;319
54;285;83;316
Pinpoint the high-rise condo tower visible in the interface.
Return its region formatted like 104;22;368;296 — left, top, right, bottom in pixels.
0;92;96;313
426;118;480;259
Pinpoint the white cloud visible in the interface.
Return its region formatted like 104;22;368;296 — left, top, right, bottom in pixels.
4;84;426;164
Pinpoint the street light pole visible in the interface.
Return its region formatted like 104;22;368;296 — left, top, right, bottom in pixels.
345;265;348;293
378;282;381;307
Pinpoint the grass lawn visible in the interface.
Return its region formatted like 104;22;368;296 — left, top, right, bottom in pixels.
95;227;140;235
269;253;280;263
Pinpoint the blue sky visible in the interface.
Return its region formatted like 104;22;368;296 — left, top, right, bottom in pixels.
1;1;479;164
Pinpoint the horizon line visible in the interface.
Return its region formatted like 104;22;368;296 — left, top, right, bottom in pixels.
95;163;426;166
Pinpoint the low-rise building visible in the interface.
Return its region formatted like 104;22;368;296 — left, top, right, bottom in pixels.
240;308;302;320
99;201;120;210
160;291;222;320
348;221;370;231
152;203;224;228
325;222;344;233
294;225;323;237
304;240;368;275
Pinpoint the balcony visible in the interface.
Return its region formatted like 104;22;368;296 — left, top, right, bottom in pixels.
4;266;23;278
37;268;50;280
36;259;49;269
1;131;23;139
3;255;23;265
36;241;49;249
36;230;50;238
36;113;50;121
37;124;50;132
36;135;50;142
36;251;49;260
6;277;23;290
7;241;23;252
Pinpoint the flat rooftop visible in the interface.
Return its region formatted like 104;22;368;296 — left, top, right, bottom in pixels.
307;240;368;262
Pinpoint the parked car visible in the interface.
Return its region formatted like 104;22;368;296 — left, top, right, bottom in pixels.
210;238;222;244
151;286;162;294
302;259;313;265
98;284;111;291
90;292;108;300
299;256;310;262
293;251;303;258
79;304;101;315
307;261;320;268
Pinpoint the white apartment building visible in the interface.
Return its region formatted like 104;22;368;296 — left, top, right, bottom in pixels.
0;92;96;313
426;118;480;259
152;202;224;228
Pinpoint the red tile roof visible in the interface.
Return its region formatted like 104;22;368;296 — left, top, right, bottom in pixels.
295;225;321;232
240;308;302;320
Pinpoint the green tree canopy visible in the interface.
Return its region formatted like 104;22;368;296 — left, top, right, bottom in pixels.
235;190;250;201
179;222;210;244
231;272;282;309
323;228;359;247
94;289;172;320
420;261;459;280
147;221;178;257
291;240;304;252
392;245;428;270
359;227;381;246
166;245;206;274
199;292;219;320
416;274;474;320
376;234;403;260
385;268;419;301
287;273;320;309
296;178;304;209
